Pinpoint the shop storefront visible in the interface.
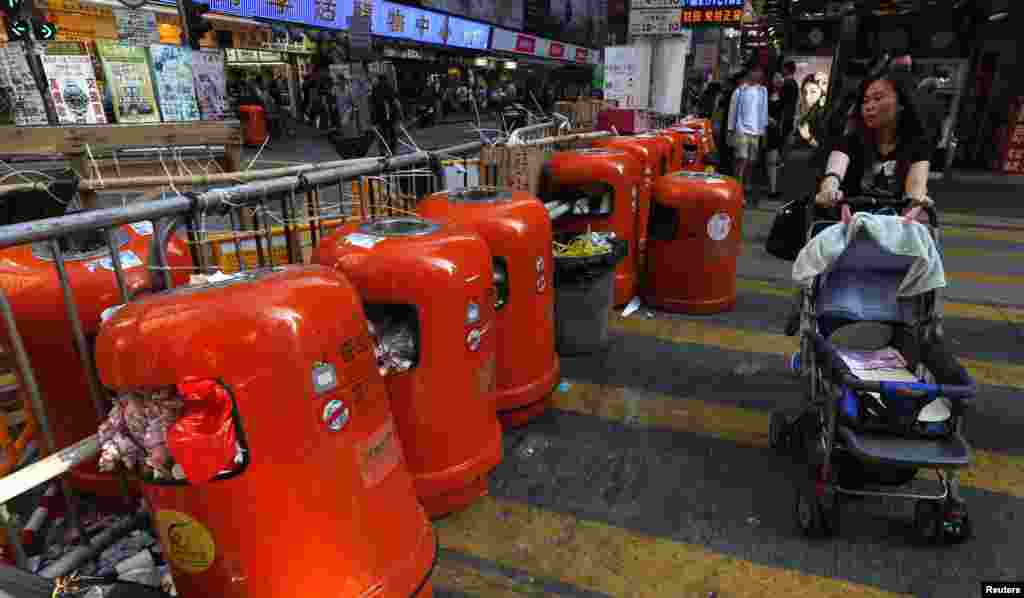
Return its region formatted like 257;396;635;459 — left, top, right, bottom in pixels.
488;27;600;101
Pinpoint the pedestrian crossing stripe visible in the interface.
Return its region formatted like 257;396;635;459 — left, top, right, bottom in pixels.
611;315;1024;391
435;497;908;598
554;381;1024;500
735;277;1024;324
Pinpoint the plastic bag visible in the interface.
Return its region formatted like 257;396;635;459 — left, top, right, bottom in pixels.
98;391;183;480
165;377;239;484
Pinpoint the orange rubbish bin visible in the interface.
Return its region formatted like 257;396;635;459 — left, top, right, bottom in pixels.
667;127;711;172
313;217;503;518
540;149;644;306
0;223;190;496
633;132;681;172
590;136;663;257
418;188;559;429
95;265;437;598
238;104;268;147
644;171;744;314
681;118;717;154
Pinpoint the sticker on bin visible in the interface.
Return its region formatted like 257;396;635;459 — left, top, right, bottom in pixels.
359;418;403;488
344;233;383;249
129;221;154;236
707;212;732;242
312;363;338;395
85;250;143;272
154;510;217;575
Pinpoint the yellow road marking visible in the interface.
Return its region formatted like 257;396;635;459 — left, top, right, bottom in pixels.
741;240;1023;270
436;497;908;598
734;277;1024;324
610;316;1024;390
554;382;1024;500
434;554;552;597
946;270;1024;288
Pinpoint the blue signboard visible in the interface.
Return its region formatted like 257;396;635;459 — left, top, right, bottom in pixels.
681;0;742;6
196;0;357;30
445;16;490;50
373;1;447;45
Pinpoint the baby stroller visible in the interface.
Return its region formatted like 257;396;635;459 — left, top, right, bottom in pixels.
770;194;976;545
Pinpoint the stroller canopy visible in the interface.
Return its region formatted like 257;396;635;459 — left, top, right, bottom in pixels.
793;212;946;297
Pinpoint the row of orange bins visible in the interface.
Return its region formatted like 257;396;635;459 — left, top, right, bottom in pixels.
544;117;744;313
0;186;562;597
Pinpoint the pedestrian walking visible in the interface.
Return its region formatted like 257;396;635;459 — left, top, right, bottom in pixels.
727;66;769;202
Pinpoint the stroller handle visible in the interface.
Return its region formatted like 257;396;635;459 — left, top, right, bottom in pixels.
838;195;939;228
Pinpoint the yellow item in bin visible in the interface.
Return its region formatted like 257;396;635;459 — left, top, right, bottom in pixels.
553;230;613;258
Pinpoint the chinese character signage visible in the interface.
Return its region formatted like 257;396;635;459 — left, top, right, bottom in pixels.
192;49;228;121
446;16;490;50
0;42;49;125
548;42;565;59
604;44;651;108
372;2;447;45
40;41;107;125
148;45;201;122
681;6;743;24
629;8;683;35
95;40;160;124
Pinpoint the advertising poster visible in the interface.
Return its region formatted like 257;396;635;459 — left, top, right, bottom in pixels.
149;45;201;122
0;42;49;126
192;49;229;121
526;0;606;49
114;8;159;46
604;45;650;109
95;40;160;124
420;0;523;30
40;41;108;125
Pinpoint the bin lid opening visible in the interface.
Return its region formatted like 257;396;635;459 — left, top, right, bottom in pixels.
448;188;514;203
359;217;440;237
673;171;727;183
573;148;626;158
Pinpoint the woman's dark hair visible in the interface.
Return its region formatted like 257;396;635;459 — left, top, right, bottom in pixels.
801;74;820;91
848;69;927;146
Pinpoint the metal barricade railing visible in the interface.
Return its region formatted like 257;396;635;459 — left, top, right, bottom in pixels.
0;139;482;578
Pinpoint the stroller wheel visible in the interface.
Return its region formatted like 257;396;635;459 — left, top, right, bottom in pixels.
942;500;972;544
914;500;943;545
769;411;790;453
794;473;837;538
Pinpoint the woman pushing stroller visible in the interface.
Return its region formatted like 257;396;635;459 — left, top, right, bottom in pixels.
813;69;935;216
772;68;976;545
785;69;936;336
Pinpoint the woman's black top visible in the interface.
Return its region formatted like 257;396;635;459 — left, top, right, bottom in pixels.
766;95;783;151
831;131;932;197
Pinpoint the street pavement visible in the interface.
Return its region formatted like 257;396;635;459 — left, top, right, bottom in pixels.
426;205;1023;598
235;125;1024;597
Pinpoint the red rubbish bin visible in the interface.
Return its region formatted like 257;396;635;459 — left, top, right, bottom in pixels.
0;224;190;496
590;136;662;257
633;132;680;172
238;105;267;147
313;217;503;518
540;149;644;306
95;265;436;598
667;127;711;172
418;188;559;429
644;171;744;314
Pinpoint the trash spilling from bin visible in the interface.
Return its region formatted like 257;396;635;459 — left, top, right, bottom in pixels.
97;382;243;484
368;317;418;376
552;232;628;356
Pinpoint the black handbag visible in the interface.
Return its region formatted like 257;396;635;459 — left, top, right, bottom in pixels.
764;195;809;261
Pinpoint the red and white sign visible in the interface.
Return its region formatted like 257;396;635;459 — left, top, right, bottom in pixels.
490;27;594;64
515;33;537;54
